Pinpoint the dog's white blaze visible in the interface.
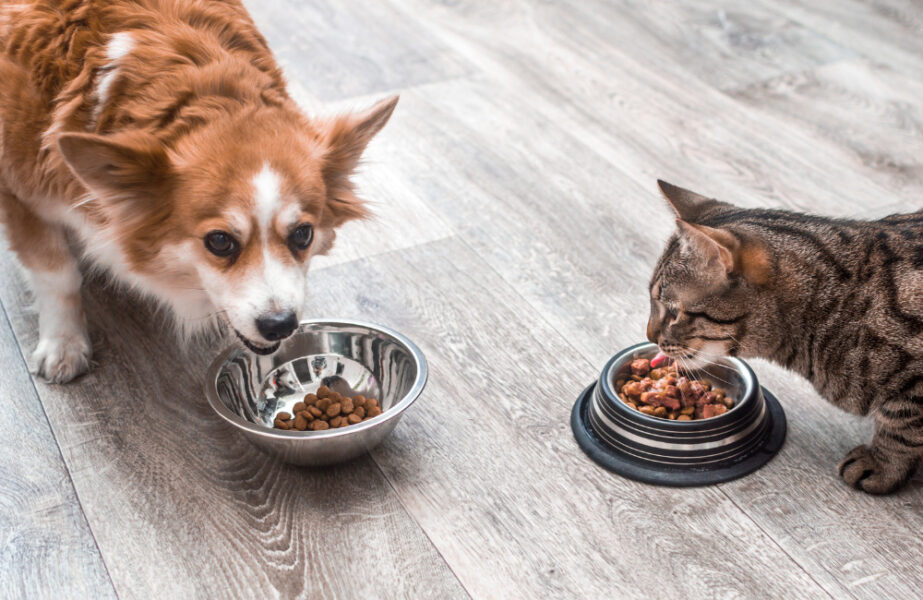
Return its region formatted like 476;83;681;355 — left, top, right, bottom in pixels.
252;165;282;236
89;32;135;128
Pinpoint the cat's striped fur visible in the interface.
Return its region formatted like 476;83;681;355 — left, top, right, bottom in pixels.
647;181;922;494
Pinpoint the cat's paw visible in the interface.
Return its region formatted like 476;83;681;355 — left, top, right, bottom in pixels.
838;445;911;495
31;331;92;384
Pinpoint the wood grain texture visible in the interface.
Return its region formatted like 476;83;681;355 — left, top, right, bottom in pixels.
726;59;923;211
761;0;923;81
1;0;922;598
243;0;472;101
305;237;830;600
0;304;116;600
0;257;468;600
565;0;856;91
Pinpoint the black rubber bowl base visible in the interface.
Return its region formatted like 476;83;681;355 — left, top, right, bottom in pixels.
571;383;787;487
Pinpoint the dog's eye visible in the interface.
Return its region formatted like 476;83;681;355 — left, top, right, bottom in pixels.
204;231;238;257
289;223;313;250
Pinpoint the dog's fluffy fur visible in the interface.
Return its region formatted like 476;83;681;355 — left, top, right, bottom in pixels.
0;0;396;382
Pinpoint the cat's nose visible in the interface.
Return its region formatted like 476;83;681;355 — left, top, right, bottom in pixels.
646;319;659;344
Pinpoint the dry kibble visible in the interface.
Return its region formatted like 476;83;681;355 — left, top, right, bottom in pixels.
275;392;383;430
638;406;655;416
677;415;692;421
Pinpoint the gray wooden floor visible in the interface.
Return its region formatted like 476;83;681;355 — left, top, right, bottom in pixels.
2;1;922;599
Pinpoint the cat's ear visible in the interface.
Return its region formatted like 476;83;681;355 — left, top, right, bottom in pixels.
677;221;736;275
677;221;771;285
657;180;719;223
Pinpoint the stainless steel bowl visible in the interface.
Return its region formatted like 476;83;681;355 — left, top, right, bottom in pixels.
205;319;427;466
572;342;786;486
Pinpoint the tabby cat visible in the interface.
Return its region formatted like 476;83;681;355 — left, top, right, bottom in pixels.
646;181;922;494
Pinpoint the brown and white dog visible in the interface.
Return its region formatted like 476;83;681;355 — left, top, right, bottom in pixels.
0;0;396;382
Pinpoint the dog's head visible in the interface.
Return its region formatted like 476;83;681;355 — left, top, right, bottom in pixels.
57;96;397;353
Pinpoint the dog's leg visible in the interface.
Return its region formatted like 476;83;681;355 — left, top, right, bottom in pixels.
0;189;91;383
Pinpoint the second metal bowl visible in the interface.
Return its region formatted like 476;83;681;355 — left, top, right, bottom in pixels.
571;342;786;486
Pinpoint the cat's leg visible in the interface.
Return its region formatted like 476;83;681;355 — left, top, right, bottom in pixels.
838;398;923;494
0;189;91;383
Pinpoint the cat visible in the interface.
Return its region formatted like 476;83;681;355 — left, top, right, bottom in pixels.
646;180;922;494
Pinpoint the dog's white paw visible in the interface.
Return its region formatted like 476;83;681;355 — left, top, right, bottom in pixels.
31;332;92;384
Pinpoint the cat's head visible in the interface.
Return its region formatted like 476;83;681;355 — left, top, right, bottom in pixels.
646;181;772;369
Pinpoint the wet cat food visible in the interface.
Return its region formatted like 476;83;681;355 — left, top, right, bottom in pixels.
616;357;734;420
272;386;382;431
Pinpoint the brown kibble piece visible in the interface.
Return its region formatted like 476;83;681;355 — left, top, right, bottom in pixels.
347;413;361;425
308;406;323;418
367;398;379;409
276;412;291;421
292;402;306;413
353;406;366;418
677;415;692;421
303;393;318;406
309;420;329;431
367;406;382;418
638;406;655;415
353;395;366;407
326;402;341;417
274;419;292;430
653;406;667;417
316;397;331;411
316;385;331;398
341;398;354;413
294;414;308;430
297;410;314;422
329;416;344;428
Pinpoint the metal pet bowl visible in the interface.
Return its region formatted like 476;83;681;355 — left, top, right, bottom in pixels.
571;342;786;486
205;319;427;466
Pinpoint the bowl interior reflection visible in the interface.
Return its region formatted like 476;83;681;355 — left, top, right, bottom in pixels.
212;321;421;431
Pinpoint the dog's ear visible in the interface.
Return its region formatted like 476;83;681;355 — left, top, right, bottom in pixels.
58;131;173;199
318;95;399;224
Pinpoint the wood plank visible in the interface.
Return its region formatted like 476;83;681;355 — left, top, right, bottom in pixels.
242;0;473;102
0;258;468;600
565;0;855;91
305;237;831;600
726;59;923;210
382;0;904;219
760;0;923;81
0;303;116;600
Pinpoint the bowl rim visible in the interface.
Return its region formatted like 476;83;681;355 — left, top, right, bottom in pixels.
204;318;428;441
599;341;757;429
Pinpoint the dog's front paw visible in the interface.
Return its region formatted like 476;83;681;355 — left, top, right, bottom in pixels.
838;444;911;495
31;332;92;384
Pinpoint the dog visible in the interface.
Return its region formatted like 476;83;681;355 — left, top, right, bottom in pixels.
0;0;397;382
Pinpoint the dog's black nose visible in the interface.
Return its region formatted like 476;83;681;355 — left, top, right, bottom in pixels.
256;310;298;341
